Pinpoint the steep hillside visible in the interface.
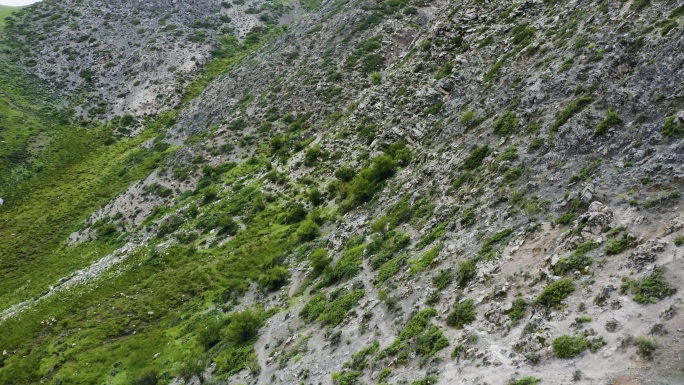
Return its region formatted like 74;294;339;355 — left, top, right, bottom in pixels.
0;5;18;30
1;0;290;120
1;0;684;385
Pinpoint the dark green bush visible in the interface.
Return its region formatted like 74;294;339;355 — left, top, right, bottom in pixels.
537;278;574;308
225;308;264;343
296;219;321;241
621;267;676;304
197;317;225;350
347;154;398;205
460;208;476;227
455;259;476;287
661;115;683;139
446;299;475;328
506;297;527;325
309;248;331;277
335;167;356;182
322;290;365;326
555;213;575;225
258;266;290;291
493;110;518;137
593;109;622;137
416;222;446;250
132;368;158;385
433;269;453;290
552;240;598;275
552;335;588;358
552;97;593;132
604;236;630;255
463;145;490;170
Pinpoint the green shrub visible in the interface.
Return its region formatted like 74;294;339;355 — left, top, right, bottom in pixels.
304;145;321;166
455;259;476;287
416;222;447;250
510;22;536;45
225;308;264;343
593;109;622;137
506;297;527;325
435;62;453;79
552;240;598;275
621;267;676;304
552;335;588;358
197;317;225;350
309;248;331;277
258;266;290;291
323;290;365;326
300;293;327;323
446;299;475;328
661;115;684;139
510;376;541;385
674;235;684;246
537;278;574;308
377;255;406;284
478;228;513;259
433;269;453;289
460;208;476;227
284;203;307;224
604;236;630;255
551;97;593;132
348;155;397;205
493;110;518;137
346;341;379;370
379;308;448;361
634;336;657;359
132;368;158;385
568;158;602;185
464;145;491;170
632;0;650;10
555;213;575;225
296;219;321;241
333;370;361;385
528;137;544;150
335;166;356;182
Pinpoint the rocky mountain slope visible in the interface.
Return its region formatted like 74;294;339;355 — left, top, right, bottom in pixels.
1;0;683;384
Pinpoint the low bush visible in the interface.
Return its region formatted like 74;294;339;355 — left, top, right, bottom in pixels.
506;297;527;325
455;259;476;287
634;336;657;359
593;109;622;137
552;240;598;275
464;145;491;170
537;278;574;308
296;219;321;241
552;97;593;132
132;368;158;385
224;308;264;343
433;269;453;290
620;267;676;304
258;266;290;291
446;299;475;328
552;335;587;358
510;376;541;385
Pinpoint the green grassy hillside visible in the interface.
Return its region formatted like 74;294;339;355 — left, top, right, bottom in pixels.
0;5;19;30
